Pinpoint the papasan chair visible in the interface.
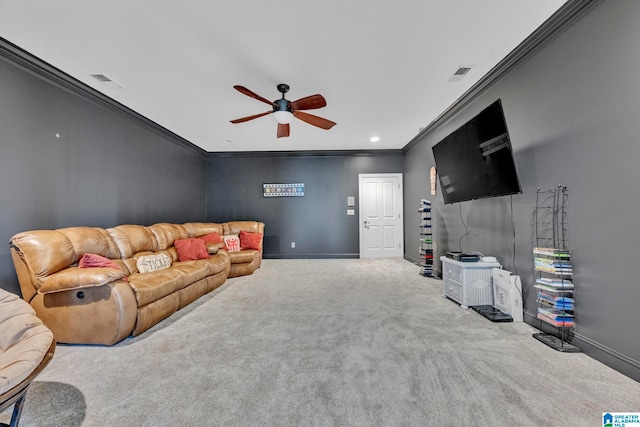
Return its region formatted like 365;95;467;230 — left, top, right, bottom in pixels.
0;289;55;427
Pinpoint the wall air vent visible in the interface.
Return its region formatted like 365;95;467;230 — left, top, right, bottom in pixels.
448;66;474;82
91;74;111;82
90;73;123;89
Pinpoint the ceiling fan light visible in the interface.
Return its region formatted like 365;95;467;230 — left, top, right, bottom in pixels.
273;110;294;124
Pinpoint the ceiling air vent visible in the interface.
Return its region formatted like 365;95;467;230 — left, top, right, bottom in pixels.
448;66;473;82
90;73;123;89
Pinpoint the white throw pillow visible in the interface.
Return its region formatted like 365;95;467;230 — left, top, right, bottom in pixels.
137;253;172;273
223;235;241;252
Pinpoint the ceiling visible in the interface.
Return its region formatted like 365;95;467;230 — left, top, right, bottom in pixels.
0;1;566;153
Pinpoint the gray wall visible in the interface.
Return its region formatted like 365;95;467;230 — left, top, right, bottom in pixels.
206;153;404;258
0;54;207;295
404;0;639;380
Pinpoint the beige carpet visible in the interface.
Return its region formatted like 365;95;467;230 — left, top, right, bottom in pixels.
2;258;639;426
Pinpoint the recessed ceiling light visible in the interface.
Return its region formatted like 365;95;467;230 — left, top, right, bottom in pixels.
370;136;380;143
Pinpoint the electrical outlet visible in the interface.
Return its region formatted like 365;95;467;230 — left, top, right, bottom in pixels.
291;242;295;248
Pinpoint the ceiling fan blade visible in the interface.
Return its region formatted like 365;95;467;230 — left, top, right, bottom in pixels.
277;123;290;138
290;94;327;111
230;111;272;124
293;111;336;130
233;85;275;106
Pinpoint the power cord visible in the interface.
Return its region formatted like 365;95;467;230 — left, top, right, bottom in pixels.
458;202;470;252
510;195;518;277
510;195;523;298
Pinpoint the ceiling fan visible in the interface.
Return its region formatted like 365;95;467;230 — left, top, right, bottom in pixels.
230;83;336;138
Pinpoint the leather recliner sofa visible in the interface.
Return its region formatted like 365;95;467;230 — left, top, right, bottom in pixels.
9;221;264;346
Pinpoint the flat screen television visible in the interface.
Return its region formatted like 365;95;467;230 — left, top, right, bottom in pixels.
432;99;521;204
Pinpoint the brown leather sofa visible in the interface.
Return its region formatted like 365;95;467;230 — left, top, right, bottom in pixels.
9;221;264;346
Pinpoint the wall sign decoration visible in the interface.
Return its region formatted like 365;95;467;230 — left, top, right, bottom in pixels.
263;183;305;197
430;167;437;196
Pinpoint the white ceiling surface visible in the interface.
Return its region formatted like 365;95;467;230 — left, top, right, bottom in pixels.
0;1;566;152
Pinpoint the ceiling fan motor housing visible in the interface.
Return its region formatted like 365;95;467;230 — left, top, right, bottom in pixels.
274;98;291;113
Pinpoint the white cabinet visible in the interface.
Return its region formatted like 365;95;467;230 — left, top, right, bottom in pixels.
441;257;500;309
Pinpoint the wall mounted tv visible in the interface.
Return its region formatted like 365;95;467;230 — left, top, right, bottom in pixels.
432;99;522;204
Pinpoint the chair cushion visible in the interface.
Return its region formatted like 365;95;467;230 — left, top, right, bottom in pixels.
0;289;54;395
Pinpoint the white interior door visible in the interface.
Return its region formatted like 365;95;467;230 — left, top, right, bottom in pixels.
359;173;404;258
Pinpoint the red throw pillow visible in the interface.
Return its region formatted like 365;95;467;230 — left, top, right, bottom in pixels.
174;238;210;262
199;232;223;244
78;253;121;270
239;230;263;251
